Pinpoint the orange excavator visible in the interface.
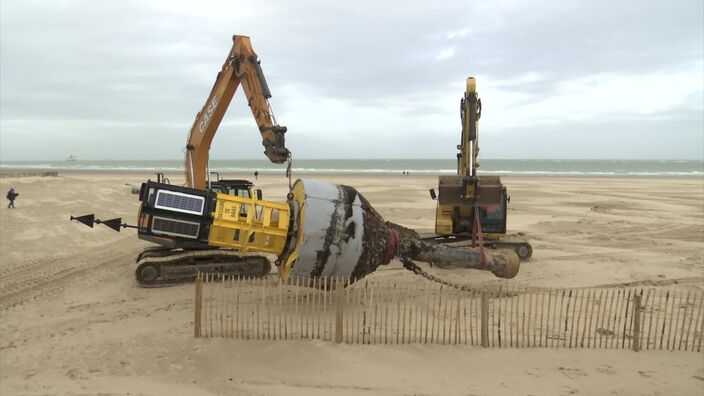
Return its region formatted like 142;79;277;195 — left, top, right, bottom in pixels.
134;35;291;286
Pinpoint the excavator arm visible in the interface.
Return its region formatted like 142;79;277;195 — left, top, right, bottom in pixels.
459;77;480;178
185;35;290;190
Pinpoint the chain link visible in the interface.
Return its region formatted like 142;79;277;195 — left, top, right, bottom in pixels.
400;257;483;292
286;155;293;193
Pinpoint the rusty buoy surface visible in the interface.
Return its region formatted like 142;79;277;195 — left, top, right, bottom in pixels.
282;179;390;282
279;179;520;285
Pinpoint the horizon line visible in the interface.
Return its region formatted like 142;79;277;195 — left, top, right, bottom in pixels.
1;158;703;162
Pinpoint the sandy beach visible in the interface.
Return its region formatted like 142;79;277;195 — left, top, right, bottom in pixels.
1;171;702;395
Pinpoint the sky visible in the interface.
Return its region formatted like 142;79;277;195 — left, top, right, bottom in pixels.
0;0;702;161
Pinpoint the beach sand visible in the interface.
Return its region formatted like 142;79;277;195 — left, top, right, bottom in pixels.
1;171;702;395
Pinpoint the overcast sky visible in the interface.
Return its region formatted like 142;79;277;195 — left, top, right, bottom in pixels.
1;0;702;161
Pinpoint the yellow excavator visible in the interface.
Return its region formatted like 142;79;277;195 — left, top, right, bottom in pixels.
69;35;291;286
428;77;532;260
128;35;293;286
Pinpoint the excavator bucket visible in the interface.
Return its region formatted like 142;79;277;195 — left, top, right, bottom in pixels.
70;214;95;228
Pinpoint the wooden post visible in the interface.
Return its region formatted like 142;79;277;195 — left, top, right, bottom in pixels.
335;281;344;343
481;290;489;347
633;294;642;351
194;273;203;337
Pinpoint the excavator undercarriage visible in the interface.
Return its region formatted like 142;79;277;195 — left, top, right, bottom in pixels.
135;247;271;287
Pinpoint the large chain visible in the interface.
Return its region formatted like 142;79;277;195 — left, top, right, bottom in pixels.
286;155;293;193
400;257;483;292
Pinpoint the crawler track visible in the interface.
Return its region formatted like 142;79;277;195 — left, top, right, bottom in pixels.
420;234;533;260
135;249;271;287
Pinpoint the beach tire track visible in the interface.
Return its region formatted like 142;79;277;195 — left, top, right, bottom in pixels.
0;239;140;310
549;254;619;262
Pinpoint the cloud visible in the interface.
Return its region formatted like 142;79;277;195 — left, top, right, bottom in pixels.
479;60;704;130
436;47;456;61
0;0;702;160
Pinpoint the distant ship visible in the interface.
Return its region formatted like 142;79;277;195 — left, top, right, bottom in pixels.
66;155;78;162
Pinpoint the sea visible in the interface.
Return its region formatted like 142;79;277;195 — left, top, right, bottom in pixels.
1;159;702;177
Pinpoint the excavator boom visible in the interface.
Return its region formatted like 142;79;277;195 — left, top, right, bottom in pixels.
185;35;290;190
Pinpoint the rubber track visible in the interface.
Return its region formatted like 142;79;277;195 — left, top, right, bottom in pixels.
136;250;271;287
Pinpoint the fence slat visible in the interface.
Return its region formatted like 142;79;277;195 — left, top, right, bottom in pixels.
611;289;624;349
545;288;553;348
641;289;651;349
597;289;608;349
567;289;578;348
497;287;503;348
659;291;670;350
689;293;704;352
666;290;677;350
455;294;461;345
481;290;489;348
633;294;642;351
525;288;532;348
651;289;662;350
194;274;203;337
696;294;704;352
548;289;556;348
335;280;344;343
415;287;422;344
677;291;691;351
620;289;631;349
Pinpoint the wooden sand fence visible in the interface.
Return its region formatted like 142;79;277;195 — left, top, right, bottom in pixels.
194;274;704;351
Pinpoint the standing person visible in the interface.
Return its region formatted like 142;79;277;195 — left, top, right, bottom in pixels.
254;171;259;180
6;188;19;208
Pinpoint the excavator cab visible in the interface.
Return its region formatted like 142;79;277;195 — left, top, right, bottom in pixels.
209;179;262;217
210;179;261;199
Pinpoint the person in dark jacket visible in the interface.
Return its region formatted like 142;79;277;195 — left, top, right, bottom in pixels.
6;188;18;208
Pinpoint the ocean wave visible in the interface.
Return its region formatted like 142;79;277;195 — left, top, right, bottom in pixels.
1;160;701;177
